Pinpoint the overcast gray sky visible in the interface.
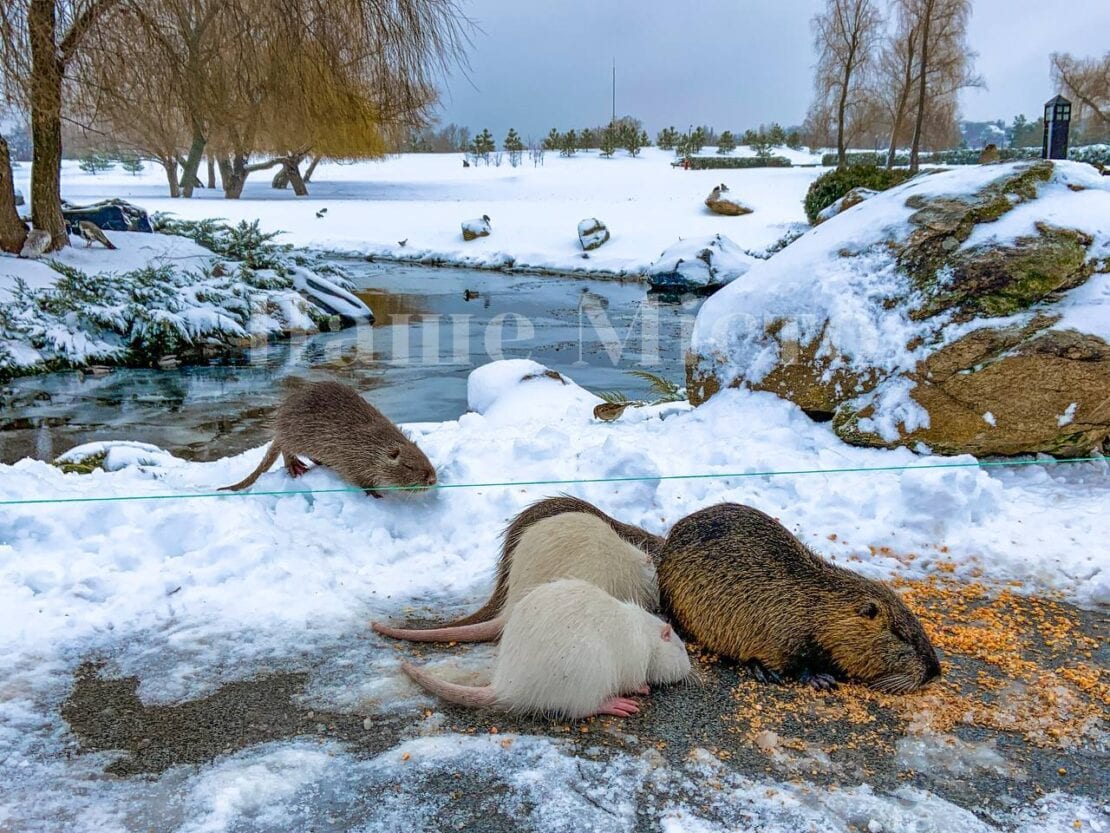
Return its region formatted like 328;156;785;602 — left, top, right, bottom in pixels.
436;0;1110;140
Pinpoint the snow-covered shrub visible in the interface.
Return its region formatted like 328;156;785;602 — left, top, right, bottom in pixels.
0;260;323;377
153;218;292;270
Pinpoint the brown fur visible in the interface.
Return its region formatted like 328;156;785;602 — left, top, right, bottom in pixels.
658;503;941;693
440;495;665;628
220;378;436;495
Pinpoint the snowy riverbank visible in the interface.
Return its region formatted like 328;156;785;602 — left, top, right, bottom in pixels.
10;150;822;275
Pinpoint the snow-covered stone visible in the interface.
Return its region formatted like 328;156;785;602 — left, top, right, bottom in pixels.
689;161;1110;456
577;218;610;250
646;234;757;291
461;215;491;241
704;183;753;216
815;186;878;224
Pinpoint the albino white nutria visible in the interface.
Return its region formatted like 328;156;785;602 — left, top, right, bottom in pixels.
401;579;692;719
373;512;659;643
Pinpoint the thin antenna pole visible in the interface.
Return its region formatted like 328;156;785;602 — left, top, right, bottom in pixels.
611;59;616;124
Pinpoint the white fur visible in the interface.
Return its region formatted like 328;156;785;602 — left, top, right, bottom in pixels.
503;513;659;616
490;579;690;718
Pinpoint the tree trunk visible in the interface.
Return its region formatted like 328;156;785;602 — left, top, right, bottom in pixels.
909;2;933;173
206;155;216;189
271;167;290;189
886;38;917;169
179;130;206;197
303;155;321;183
219;155;248;199
160;157;181;198
836;67;852;168
282;157;308;196
0;135;28;254
28;0;69;251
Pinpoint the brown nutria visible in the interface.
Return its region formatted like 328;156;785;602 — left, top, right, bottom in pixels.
658;503;941;693
220;378;436;497
372;512;659;643
400;579;692;719
433;495;665;628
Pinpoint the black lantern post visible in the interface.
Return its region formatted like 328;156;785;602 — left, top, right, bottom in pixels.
1042;95;1071;160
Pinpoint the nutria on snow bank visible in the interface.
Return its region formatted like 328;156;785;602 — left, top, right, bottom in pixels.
220;378;436;497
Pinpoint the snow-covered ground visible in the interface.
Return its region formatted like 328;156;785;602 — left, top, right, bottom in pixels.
9;149;820;274
3;151;1107;830
1;361;1107;830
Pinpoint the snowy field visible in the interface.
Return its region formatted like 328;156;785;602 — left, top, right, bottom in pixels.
10;148;822;274
2;152;1108;831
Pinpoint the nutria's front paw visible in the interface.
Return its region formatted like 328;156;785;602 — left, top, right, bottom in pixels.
799;670;838;691
366;489;384;499
745;660;783;685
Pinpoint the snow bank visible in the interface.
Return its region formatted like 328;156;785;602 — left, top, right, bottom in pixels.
0;360;1104;687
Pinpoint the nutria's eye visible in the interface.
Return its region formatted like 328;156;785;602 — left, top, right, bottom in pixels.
388;448;401;460
858;601;880;620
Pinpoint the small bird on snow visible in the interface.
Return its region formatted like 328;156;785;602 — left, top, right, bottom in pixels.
78;220;116;249
398;238;408;247
315;208;328;218
19;228;52;259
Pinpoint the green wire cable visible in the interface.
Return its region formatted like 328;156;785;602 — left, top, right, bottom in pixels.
0;456;1101;508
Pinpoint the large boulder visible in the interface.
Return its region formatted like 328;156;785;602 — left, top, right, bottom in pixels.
646;234;756;292
578;218;610;250
62;199;153;233
688;161;1110;456
704;183;752;216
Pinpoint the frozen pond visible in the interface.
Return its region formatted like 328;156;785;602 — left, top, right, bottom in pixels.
0;259;703;463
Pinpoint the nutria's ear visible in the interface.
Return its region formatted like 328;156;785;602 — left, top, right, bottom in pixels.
858;601;880;620
388;447;401;460
660;624;673;641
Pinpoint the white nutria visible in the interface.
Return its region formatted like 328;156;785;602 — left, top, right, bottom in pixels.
373;512;659;643
401;579;692;719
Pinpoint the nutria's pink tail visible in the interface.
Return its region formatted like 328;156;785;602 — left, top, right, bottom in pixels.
401;662;497;709
219;442;281;492
372;617;503;643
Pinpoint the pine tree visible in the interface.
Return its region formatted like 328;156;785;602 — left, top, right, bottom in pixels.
622;124;643;157
504;128;525;167
578;128;596;150
599;127;617;158
119;153;145;175
716;131;736;155
473;128;495;163
656;126;678;150
689;127;706;154
78;151;114;174
544;128;561;151
559;129;578;157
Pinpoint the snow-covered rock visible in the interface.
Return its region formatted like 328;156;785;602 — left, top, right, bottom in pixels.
577;218;610;251
704;183;752;216
689;161;1110;456
646;234;757;292
288;266;372;325
815;186;879;224
461;215;491;241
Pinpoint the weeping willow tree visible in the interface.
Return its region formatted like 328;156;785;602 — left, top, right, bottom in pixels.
74;0;468;198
